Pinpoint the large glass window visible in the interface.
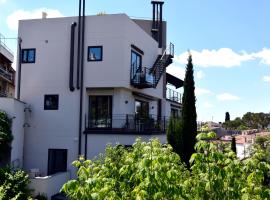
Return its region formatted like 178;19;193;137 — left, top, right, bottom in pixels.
88;46;103;61
89;96;112;128
135;100;149;119
131;50;142;71
21;49;36;63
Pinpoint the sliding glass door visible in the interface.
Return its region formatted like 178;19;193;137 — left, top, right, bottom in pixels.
89;96;112;129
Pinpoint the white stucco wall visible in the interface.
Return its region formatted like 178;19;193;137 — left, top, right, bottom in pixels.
18;14;169;177
29;172;70;199
0;97;25;167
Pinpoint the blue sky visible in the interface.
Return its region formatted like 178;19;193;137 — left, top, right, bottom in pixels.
1;0;270;122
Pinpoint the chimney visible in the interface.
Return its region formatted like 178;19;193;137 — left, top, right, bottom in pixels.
151;1;164;48
42;12;47;19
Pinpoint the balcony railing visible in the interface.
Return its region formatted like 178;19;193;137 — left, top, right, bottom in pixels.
84;114;168;135
0;65;13;83
166;88;182;103
0;91;7;97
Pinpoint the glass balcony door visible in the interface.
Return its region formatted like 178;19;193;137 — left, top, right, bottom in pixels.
89;96;112;129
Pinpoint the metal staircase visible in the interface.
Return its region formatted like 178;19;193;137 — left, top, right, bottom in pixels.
130;43;174;89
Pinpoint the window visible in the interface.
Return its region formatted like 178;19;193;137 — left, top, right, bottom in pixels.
44;95;59;110
47;149;67;175
88;46;102;61
131;50;142;71
21;49;36;63
89;96;112;128
135;100;149;118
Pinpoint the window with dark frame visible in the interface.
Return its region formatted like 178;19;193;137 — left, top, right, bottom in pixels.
21;49;36;63
44;95;59;110
88;46;102;61
47;149;67;175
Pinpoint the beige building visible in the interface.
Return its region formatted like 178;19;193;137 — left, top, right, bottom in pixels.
0;33;15;97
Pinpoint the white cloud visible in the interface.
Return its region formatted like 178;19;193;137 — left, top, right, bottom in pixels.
203;102;214;109
166;64;185;80
196;70;204;79
196;88;212;96
263;76;270;82
175;48;254;68
253;48;270;65
216;93;240;101
7;8;64;31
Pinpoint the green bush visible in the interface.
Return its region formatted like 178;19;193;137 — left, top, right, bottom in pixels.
0;167;32;200
62;136;270;199
0;110;13;166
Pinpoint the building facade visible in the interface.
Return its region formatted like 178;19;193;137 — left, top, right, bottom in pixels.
0;33;15;98
16;1;182;179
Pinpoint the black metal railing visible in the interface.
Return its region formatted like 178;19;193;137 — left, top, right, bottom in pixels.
166;87;181;103
0;91;7;97
0;65;13;82
85;114;168;134
130;43;174;89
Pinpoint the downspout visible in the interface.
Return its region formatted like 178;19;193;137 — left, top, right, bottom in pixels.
80;0;88;159
76;0;82;90
77;0;82;156
69;22;76;91
159;2;163;48
17;38;22;100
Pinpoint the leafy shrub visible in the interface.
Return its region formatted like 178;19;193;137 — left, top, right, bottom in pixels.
0;167;32;200
0;110;13;165
62;136;270;199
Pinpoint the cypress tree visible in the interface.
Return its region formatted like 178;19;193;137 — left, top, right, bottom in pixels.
225;112;230;122
180;54;197;167
231;136;237;154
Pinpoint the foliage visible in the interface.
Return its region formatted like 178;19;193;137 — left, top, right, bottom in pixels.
231;136;237;154
180;54;197;166
62;135;270;199
62;138;188;199
166;117;183;155
225;111;230;122
224;112;270;130
0;167;32;200
0;110;13;155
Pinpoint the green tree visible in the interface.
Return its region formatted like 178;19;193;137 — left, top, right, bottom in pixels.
180;54;197;166
0;110;13;166
231;136;237;154
167;118;183;156
225;112;230;122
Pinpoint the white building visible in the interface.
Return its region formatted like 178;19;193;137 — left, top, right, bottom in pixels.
1;1;183;198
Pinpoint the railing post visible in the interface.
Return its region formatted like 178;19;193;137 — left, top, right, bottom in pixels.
126;114;129;129
163;116;166;131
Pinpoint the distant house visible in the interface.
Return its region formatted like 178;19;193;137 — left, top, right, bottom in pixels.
0;33;15;97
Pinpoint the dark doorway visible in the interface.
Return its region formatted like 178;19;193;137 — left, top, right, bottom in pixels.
47;149;67;175
89;96;112;129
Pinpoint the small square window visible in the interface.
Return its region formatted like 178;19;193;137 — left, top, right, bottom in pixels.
21;49;36;63
44;95;59;110
88;46;102;61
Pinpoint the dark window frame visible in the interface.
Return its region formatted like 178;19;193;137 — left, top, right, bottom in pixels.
47;149;67;175
131;50;142;71
44;94;59;110
87;46;103;61
21;48;36;63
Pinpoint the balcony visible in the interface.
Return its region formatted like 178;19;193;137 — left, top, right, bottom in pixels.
84;114;168;135
0;91;7;97
0;65;13;83
166;88;182;104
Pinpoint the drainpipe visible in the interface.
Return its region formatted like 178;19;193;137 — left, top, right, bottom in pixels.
80;0;88;159
17;38;22;100
77;0;82;156
69;22;76;91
